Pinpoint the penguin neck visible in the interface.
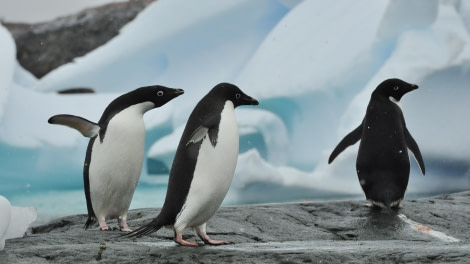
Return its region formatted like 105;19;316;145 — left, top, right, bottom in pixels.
388;96;402;108
133;101;156;114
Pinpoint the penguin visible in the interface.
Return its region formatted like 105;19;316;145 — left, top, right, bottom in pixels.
48;85;184;231
126;83;259;246
328;78;425;209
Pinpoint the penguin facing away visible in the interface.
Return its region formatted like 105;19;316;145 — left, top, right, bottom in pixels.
328;78;425;209
48;85;184;231
126;83;259;246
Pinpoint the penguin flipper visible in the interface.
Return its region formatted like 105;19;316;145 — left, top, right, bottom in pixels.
404;127;425;175
186;114;220;147
186;126;209;146
48;114;100;138
328;124;362;164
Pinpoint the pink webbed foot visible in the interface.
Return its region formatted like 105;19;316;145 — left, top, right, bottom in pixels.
199;235;232;246
175;232;199;247
99;221;110;231
120;226;133;232
118;218;132;232
196;225;232;246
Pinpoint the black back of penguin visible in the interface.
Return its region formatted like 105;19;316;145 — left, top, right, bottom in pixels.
149;83;258;227
329;78;425;208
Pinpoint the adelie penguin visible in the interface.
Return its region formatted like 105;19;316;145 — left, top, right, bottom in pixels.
328;78;425;209
48;85;184;231
126;83;259;246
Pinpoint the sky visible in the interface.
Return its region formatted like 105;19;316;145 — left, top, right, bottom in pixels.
0;0;128;23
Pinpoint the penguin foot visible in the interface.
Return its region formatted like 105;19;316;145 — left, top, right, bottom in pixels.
120;227;133;232
118;221;132;232
197;232;232;246
202;238;232;246
99;221;110;231
175;233;199;247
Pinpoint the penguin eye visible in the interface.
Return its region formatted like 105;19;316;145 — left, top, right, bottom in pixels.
393;86;399;91
235;93;241;99
157;91;164;96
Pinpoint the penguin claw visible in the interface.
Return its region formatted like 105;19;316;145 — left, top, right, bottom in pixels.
120;227;133;232
175;239;199;247
203;239;232;246
99;221;110;231
174;232;200;247
197;232;231;246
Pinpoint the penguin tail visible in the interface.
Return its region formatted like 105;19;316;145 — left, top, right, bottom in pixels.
84;216;96;230
382;191;399;215
122;218;164;238
384;200;393;215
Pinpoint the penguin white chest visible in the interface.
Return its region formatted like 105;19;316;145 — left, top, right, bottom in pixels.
175;101;239;230
89;102;153;218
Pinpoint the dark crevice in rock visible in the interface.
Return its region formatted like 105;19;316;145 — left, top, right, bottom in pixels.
32;219;74;234
283;212;311;227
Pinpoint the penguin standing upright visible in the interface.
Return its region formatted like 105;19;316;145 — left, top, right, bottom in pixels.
126;83;258;246
48;85;184;231
328;78;425;209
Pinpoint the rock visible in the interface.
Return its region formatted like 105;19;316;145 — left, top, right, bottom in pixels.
1;0;155;78
1;191;469;263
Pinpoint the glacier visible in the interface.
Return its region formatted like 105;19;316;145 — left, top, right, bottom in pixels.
0;0;469;222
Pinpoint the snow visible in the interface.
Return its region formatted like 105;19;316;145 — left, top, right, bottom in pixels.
0;0;469;224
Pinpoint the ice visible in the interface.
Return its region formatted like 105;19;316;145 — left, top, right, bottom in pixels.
237;0;389;98
33;0;291;93
0;195;37;251
0;195;11;250
0;0;469;219
0;25;16;121
4;206;37;239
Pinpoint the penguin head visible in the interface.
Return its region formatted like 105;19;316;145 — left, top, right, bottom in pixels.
210;83;259;108
373;78;418;102
100;85;184;124
133;85;185;108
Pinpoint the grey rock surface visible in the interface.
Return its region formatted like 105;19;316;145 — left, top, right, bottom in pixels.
1;192;469;263
1;0;155;78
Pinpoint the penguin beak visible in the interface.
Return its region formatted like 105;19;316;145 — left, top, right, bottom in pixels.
244;95;259;106
173;89;185;96
410;84;418;90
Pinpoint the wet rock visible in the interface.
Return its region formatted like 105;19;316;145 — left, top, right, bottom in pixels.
1;0;155;78
1;191;469;263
